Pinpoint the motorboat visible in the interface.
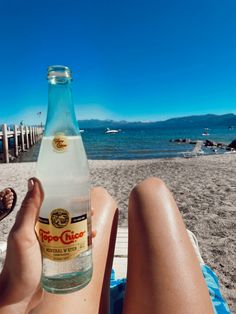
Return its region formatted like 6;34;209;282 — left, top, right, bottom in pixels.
202;128;210;136
105;128;120;134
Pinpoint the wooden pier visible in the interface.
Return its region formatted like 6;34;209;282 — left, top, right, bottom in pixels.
0;124;43;163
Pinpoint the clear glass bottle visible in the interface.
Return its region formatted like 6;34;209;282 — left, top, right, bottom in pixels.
36;65;92;294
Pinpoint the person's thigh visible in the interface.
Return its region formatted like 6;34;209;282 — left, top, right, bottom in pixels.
31;187;118;314
123;177;213;314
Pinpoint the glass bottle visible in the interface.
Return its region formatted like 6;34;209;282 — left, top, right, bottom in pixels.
36;65;92;294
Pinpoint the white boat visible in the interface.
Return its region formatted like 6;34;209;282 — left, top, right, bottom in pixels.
105;128;120;134
202;128;210;136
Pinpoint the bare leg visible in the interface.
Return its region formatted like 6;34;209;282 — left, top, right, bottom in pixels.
123;177;213;314
32;187;118;314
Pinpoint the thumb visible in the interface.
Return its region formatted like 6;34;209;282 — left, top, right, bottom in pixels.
12;178;44;233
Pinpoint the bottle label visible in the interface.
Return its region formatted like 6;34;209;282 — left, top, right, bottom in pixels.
52;134;68;152
35;209;88;261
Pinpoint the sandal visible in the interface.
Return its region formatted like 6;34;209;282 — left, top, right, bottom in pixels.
0;188;17;221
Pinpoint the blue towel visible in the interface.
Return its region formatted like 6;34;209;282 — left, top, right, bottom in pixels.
110;269;126;314
110;266;231;314
201;265;231;314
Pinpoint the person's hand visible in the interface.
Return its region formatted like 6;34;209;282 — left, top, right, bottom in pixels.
0;178;44;313
0;178;96;313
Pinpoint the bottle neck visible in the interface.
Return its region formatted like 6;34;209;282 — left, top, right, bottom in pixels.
44;80;80;136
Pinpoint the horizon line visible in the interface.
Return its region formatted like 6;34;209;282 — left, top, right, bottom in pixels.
77;112;236;123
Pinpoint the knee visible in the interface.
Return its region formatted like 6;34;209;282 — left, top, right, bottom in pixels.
91;186;117;209
91;186;109;196
129;177;169;204
132;177;167;193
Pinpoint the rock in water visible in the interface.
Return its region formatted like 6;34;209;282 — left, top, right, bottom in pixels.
228;139;236;149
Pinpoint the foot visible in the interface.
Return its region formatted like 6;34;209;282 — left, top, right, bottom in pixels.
0;188;17;221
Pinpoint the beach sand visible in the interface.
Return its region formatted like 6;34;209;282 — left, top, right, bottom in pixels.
0;155;235;311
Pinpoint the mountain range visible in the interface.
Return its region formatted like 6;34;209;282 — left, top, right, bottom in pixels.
78;113;236;129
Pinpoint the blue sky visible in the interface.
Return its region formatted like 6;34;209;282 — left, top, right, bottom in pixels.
0;0;236;125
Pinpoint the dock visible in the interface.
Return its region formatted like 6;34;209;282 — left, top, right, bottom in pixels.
0;124;43;163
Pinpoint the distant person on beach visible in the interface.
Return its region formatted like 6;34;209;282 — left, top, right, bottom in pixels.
0;178;230;313
0;188;17;221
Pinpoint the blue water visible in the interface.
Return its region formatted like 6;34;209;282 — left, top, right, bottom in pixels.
1;126;235;160
80;126;236;160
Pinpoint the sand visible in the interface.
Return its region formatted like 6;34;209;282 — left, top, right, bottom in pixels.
0;155;235;311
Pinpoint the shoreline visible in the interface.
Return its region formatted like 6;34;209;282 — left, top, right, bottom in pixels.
1;124;235;163
0;149;234;164
0;154;235;310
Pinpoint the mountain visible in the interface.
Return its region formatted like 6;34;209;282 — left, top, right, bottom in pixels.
78;119;148;129
78;114;236;129
152;113;236;128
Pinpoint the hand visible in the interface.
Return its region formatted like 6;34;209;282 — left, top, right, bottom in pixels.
0;178;44;313
0;178;96;313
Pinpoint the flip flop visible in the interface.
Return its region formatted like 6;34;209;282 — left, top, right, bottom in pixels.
0;188;17;221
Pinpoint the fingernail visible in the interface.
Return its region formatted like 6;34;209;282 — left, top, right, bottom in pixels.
28;178;35;191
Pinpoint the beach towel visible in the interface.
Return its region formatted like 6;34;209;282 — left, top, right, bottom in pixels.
110;266;231;314
201;265;231;314
110;269;126;314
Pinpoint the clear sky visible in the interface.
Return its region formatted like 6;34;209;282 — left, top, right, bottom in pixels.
0;0;236;125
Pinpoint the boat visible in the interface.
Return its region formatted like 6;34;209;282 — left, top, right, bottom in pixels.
105;128;121;134
202;128;210;136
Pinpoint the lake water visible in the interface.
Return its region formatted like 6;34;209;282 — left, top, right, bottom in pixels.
1;126;235;161
81;126;235;160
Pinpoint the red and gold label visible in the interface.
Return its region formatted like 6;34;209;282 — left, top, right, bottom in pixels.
36;209;88;261
52;134;68;152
